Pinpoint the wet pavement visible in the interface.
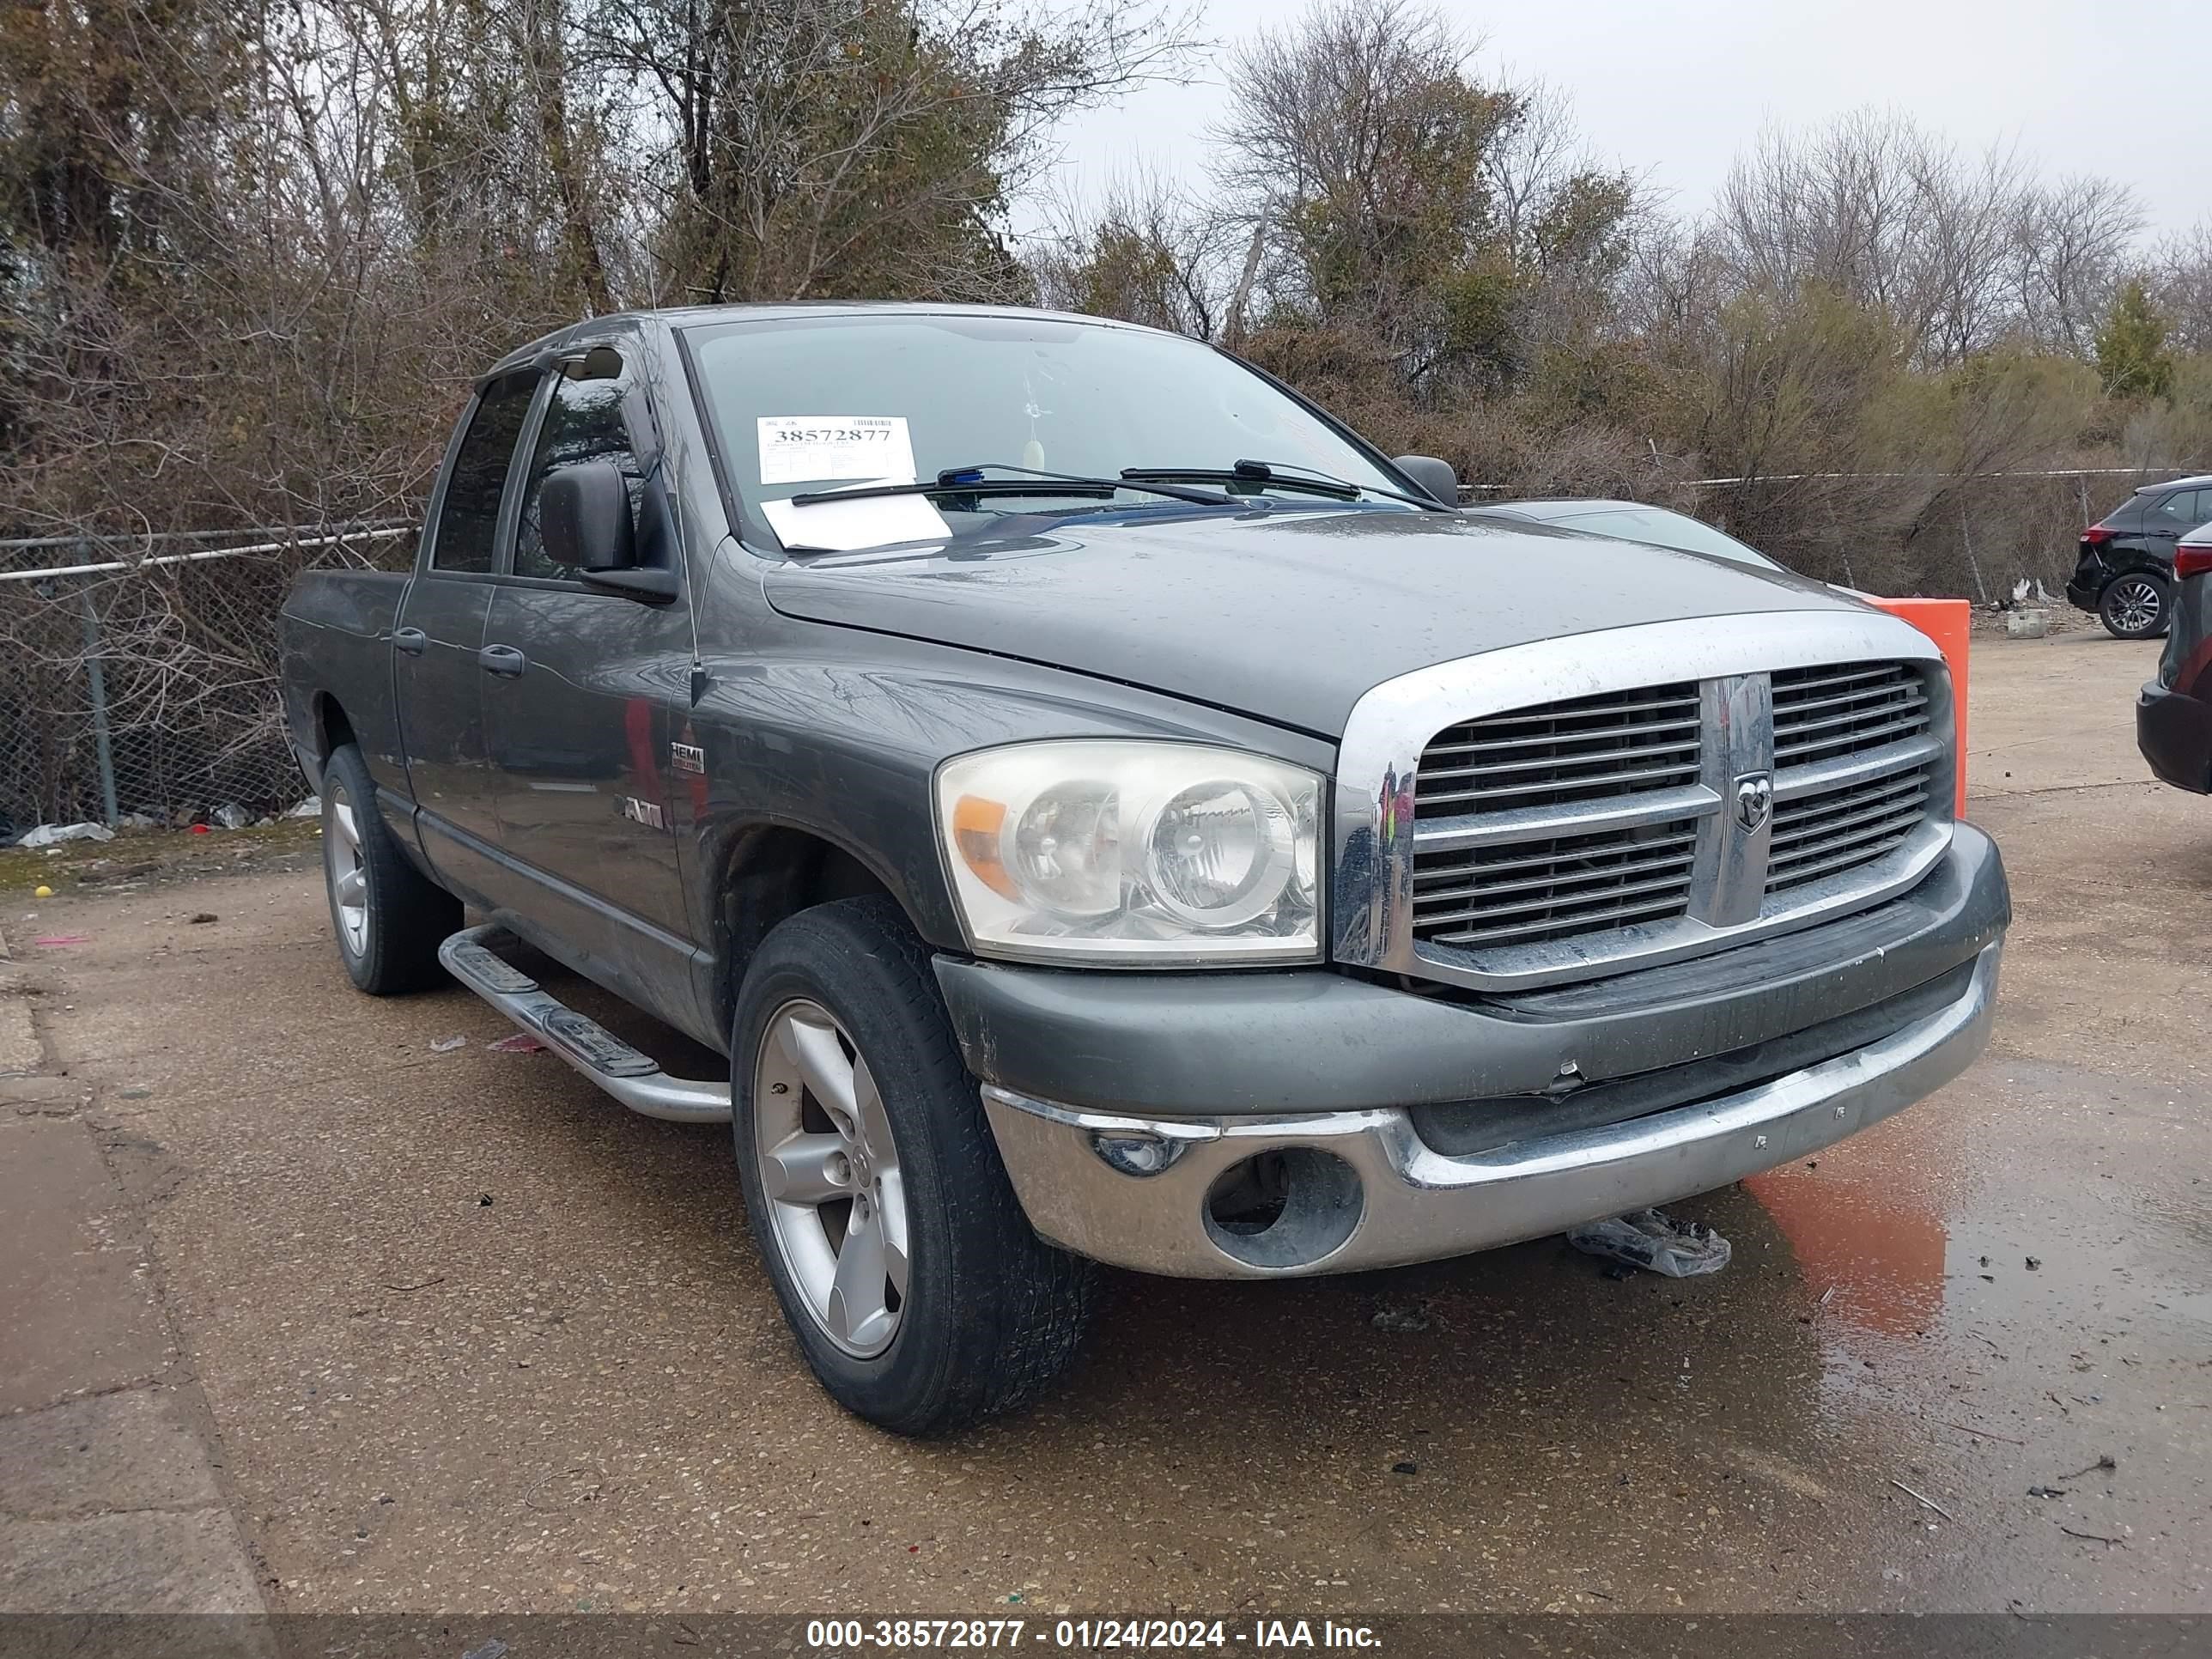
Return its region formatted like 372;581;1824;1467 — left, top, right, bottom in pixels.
3;631;2206;1615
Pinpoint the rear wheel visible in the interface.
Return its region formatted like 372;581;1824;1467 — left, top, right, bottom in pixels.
320;743;462;994
730;896;1097;1436
2100;573;2170;639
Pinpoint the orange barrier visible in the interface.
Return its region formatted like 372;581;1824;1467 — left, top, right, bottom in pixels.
1862;596;1970;815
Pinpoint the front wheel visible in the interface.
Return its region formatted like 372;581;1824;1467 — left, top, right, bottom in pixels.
2100;573;2170;640
730;896;1097;1436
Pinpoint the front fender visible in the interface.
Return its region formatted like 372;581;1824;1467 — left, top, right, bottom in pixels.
678;625;1338;958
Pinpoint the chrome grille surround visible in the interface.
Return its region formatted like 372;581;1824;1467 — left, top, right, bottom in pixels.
1331;611;1956;993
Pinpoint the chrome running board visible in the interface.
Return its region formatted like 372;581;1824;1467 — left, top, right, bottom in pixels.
437;924;731;1124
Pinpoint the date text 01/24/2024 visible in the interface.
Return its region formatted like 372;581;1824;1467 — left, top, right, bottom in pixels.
804;1620;1383;1651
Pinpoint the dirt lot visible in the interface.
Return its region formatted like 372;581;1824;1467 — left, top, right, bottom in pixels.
3;631;2206;1618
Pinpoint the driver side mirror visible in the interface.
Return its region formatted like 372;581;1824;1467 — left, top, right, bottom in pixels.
544;461;678;601
544;460;635;572
1394;454;1461;507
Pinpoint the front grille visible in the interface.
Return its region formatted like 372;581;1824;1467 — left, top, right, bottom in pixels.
1397;656;1946;976
1771;660;1929;766
1766;767;1932;892
1413;683;1701;817
1412;818;1700;949
1768;661;1936;896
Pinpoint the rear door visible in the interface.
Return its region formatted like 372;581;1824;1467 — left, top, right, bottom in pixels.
393;370;539;872
478;341;696;999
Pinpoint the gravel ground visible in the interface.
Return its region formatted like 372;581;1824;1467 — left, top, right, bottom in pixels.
3;630;2205;1617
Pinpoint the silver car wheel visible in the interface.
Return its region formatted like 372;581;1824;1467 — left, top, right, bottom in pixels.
2111;578;2162;634
752;998;909;1358
325;780;370;958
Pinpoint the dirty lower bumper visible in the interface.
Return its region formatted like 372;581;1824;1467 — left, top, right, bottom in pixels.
935;826;2007;1121
981;943;2000;1278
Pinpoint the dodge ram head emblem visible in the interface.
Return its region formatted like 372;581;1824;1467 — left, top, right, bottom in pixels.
1734;773;1773;832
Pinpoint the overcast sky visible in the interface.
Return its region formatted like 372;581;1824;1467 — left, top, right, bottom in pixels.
1023;0;2212;246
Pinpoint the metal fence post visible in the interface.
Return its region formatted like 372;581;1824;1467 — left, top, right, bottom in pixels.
76;573;119;828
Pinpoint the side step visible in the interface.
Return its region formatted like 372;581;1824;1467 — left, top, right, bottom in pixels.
437;924;732;1124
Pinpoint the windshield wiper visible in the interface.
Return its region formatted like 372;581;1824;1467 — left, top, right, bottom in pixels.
791;463;1232;508
1121;459;1445;511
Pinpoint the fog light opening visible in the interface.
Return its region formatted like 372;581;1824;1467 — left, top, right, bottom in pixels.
1202;1148;1363;1270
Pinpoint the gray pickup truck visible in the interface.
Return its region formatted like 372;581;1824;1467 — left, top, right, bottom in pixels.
279;303;2009;1435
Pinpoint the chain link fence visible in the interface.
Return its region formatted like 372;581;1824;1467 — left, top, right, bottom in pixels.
0;526;413;841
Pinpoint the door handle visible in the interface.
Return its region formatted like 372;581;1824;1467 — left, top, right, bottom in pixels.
392;626;427;657
478;643;528;678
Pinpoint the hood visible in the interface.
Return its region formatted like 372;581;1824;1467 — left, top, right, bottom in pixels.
763;507;1869;738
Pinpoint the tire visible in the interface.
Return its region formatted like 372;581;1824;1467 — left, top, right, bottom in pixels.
320;742;463;994
2100;572;2171;640
730;896;1097;1436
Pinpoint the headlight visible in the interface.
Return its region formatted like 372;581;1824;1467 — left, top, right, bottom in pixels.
936;742;1322;965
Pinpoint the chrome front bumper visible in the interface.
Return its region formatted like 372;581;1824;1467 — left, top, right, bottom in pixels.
981;943;2000;1279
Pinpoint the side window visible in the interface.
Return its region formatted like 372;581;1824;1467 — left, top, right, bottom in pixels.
513;369;645;581
2152;489;2203;528
431;374;538;574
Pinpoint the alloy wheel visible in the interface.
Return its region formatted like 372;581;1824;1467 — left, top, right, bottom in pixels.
752;999;910;1358
2110;578;2163;634
325;781;370;957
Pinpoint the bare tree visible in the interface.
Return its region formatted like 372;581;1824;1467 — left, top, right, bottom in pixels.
1027;169;1235;336
2152;219;2212;355
1714;108;2039;366
2011;174;2144;356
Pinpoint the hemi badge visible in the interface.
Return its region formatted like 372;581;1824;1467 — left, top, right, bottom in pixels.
671;743;706;775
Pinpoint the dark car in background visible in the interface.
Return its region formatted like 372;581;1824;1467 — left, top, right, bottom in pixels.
2137;517;2212;790
1478;499;1783;570
2069;475;2212;640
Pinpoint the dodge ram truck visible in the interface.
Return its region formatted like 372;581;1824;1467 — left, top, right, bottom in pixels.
278;303;2010;1436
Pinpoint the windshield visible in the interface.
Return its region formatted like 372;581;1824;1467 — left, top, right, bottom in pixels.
683;313;1410;549
1552;507;1778;570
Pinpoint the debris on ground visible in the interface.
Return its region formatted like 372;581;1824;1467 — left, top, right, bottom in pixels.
429;1035;467;1053
2027;1485;2067;1498
18;822;114;848
1567;1208;1731;1278
2058;1454;2118;1480
212;803;253;830
1390;1462;1418;1476
2026;1255;2041;1270
76;860;160;885
487;1032;548;1054
285;796;322;818
33;934;88;947
1370;1306;1430;1334
2058;1525;2126;1547
31;886;50;899
189;912;217;925
1891;1478;1955;1521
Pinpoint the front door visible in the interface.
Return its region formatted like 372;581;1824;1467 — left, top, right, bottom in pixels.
393;370;538;876
478;347;695;1006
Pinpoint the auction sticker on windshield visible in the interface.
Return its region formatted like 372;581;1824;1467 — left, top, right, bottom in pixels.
758;416;916;486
